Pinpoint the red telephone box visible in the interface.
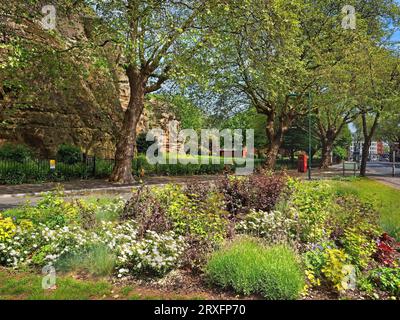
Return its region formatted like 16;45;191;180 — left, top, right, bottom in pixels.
298;154;308;173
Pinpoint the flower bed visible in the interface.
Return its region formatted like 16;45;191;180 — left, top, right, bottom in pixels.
0;173;399;300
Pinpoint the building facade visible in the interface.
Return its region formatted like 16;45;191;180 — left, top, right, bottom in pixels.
350;140;385;161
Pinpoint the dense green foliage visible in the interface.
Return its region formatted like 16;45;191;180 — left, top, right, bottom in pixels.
205;238;304;300
0;144;32;162
56;144;82;165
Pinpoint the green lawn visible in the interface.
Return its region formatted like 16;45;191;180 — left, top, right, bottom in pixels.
328;178;400;240
0;268;111;300
0;268;207;300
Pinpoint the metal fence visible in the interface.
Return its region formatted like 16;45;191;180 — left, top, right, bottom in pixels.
0;156;269;184
0;156;112;184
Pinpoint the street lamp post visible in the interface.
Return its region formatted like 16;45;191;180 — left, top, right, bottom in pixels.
307;92;312;180
288;92;312;180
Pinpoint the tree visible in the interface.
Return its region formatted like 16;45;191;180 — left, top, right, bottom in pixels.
203;0;311;169
281;116;321;164
2;0;220;182
355;47;400;176
202;0;400;169
310;0;400;169
153;94;207;131
220;107;268;151
314;83;359;168
75;0;222;183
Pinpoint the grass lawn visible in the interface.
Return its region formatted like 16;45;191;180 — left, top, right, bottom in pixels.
0;268;111;300
328;178;400;240
0;268;207;300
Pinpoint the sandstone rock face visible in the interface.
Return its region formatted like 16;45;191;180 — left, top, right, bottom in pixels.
0;13;180;159
0;14;123;158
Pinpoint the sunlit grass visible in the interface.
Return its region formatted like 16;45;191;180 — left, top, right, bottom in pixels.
328;178;400;240
0;268;111;300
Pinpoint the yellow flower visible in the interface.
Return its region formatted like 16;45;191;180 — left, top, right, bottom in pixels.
0;214;17;242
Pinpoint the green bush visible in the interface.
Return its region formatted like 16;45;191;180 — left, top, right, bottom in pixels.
370;267;400;296
342;226;378;270
205;238;304;300
235;210;296;244
155;184;229;243
56;144;82;164
288;179;334;242
55;244;116;277
2;189;79;228
0;143;32;162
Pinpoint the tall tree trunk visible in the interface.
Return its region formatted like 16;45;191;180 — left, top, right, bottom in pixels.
110;67;146;183
320;141;333;169
265;138;281;169
360;111;380;177
264;116;287;170
359;138;371;177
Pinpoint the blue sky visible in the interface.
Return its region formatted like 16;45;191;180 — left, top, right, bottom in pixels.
392;0;400;41
391;31;400;42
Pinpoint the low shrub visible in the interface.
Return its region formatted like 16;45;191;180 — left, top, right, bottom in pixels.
181;235;216;271
0;143;32;162
302;241;335;281
125;184;229;245
205;238;304;300
121;186;172;237
184;181;217;203
162;186;229;243
74;200;98;230
330;195;380;239
92;197;125;222
115;230;186;278
0;217;185;278
287;179;334;243
235;210;296;244
303;242;358;293
370;267;400;296
2;189;79;228
321;248;352;292
342;226;377;270
0;214;16;242
55;244;116;277
56;144;82;165
374;233;400;267
218;172;287;217
0;160;50;184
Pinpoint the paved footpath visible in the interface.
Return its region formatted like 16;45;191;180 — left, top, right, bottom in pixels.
368;176;400;190
0;175;221;210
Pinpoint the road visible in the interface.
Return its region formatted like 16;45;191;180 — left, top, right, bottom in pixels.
365;161;399;176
